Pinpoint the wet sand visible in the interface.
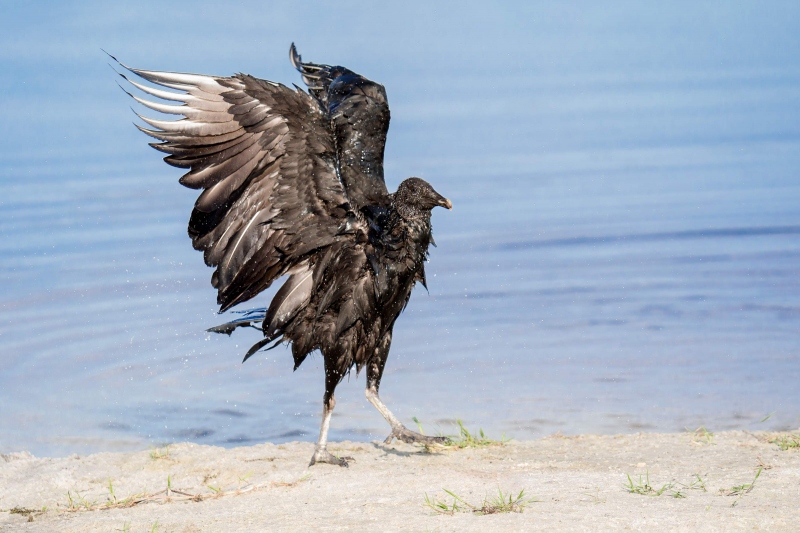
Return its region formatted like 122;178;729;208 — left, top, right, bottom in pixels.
1;430;798;532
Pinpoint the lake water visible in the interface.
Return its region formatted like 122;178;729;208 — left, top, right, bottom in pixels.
1;2;799;457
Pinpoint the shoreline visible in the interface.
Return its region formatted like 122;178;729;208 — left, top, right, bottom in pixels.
2;430;798;532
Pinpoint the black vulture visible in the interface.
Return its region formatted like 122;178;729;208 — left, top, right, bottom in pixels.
114;45;452;466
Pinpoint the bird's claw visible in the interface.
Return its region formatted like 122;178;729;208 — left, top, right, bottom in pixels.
384;427;449;445
309;448;354;468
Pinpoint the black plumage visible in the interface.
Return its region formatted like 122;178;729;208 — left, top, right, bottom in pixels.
115;45;451;466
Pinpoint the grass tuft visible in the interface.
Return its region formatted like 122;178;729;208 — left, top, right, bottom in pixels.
623;471;706;498
106;477;117;505
411;418;507;451
236;471;254;491
685;426;715;444
581;489;607;504
479;489;534;514
769;434;800;451
685;474;708;492
65;490;96;510
424;488;535;515
624;471;673;496
149;445;172;461
721;468;762;507
445;420;508;449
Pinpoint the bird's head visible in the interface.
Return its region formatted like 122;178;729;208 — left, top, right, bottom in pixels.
394;177;452;219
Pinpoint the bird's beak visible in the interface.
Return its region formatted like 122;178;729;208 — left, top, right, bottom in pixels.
437;196;453;210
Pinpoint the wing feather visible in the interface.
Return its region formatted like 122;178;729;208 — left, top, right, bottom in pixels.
136;113;244;136
165;133;261;168
290;44;391;210
177;138;263;189
117;57;354;311
130;94;231;122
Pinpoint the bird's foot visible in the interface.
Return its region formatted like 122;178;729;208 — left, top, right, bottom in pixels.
383;426;449;446
309;447;353;468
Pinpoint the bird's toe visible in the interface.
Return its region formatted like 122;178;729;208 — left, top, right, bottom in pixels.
309;448;351;467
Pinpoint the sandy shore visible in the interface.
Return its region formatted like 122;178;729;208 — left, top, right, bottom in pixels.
1;430;798;532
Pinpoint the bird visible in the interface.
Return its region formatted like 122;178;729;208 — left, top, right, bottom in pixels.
113;44;452;466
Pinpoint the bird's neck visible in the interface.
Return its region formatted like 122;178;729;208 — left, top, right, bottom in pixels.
384;204;432;258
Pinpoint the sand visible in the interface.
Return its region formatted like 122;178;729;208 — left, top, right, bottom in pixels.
1;430;798;532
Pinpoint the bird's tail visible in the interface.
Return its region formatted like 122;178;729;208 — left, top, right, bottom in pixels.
207;307;285;363
209;265;314;363
206;308;266;335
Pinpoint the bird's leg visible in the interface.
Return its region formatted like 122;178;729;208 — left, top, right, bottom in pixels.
309;370;352;467
366;335;447;446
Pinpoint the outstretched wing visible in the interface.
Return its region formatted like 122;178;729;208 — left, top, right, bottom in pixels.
290;44;391;210
114;56;352;311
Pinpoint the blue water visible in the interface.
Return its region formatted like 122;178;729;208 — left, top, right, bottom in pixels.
1;2;799;457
